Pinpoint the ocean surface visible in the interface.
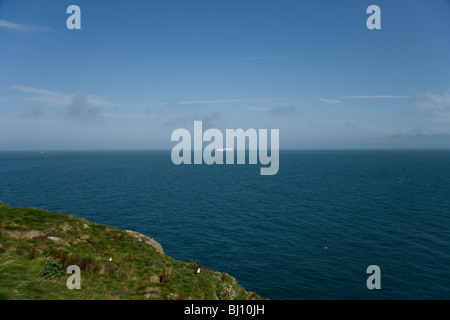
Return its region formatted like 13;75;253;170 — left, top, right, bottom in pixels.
0;150;449;299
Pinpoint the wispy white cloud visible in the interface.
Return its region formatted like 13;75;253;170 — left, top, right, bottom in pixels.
318;98;342;104
0;20;29;31
165;55;298;66
0;19;53;33
13;85;68;106
318;95;410;104
318;94;411;105
12;85;114;121
12;85;113;108
247;106;270;112
247;105;296;116
127;97;287;107
342;95;411;99
175;98;285;105
13;85;60;96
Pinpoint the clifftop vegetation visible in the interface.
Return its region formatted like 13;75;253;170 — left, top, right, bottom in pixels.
0;203;262;300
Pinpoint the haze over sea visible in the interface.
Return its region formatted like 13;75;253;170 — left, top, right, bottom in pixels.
1;150;449;299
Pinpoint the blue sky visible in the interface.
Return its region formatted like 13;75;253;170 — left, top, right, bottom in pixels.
1;0;450;150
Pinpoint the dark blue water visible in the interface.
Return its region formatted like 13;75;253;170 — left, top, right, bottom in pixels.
1;150;449;299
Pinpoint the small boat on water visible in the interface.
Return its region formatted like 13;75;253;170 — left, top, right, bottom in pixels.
216;148;233;152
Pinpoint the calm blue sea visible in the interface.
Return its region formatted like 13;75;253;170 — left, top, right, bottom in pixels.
0;150;449;299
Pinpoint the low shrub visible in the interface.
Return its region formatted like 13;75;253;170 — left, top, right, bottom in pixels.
39;258;64;279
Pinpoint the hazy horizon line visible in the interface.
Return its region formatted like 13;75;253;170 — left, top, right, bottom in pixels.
1;148;450;152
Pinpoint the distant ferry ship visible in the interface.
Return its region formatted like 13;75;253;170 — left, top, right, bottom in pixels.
216;148;233;152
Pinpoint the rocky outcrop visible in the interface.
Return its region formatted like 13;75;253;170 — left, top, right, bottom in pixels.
125;230;164;254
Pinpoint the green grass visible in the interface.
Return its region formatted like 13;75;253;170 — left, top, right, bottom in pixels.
0;203;263;300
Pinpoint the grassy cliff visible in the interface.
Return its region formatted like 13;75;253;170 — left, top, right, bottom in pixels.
0;203;262;300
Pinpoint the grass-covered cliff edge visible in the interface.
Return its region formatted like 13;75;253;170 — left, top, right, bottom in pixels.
0;203;262;300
